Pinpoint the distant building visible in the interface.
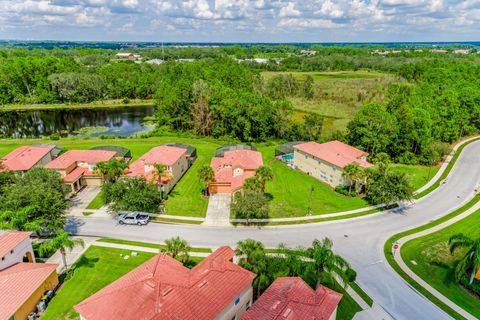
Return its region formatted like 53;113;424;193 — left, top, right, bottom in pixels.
293;140;373;188
74;247;256;320
0;231;59;320
175;58;195;62
145;59;165;65
430;49;448;53
453;49;470;55
0;145;56;172
241;277;342;320
45;150;122;193
209;146;263;194
115;53;142;59
300;49;317;56
125;145;192;193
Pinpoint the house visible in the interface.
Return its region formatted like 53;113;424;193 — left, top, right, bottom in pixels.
74;247;256;320
293;140;373;188
241;277;342;320
0;145;56;172
430;49;448;53
45;150;119;193
115;53;141;59
209;145;263;194
453;49;470;55
89;146;132;162
124;145;192;193
0;231;59;320
299;50;317;56
0;231;35;270
145;59;165;65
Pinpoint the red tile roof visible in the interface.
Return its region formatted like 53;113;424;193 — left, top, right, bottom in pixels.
45;150;117;170
241;277;342;320
210;150;263;192
0;146;53;171
63;166;89;183
294;141;373;169
0;262;58;320
75;247;256;320
0;231;32;259
125;146;187;181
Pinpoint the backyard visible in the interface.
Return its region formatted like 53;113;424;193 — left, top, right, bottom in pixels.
401;207;480;318
0;136;438;219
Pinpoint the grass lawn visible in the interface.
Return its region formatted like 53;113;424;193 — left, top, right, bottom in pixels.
390;164;440;191
332;281;363;320
86;191;105;209
261;71;402;135
42;246;155;320
97;238;212;253
400;207;480;318
0;98;154;111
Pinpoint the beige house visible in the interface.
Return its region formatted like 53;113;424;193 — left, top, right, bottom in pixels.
45;150;119;193
125;145;192;194
293;140;373;188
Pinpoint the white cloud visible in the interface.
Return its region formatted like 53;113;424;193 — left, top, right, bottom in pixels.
279;2;301;17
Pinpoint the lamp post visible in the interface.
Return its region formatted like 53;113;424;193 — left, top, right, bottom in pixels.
307;185;314;216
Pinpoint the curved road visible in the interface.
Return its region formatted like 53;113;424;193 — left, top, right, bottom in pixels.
68;140;480;320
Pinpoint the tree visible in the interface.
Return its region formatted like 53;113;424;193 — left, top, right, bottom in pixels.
0;206;43;233
449;234;480;285
231;190;269;224
342;164;362;193
94;159;128;183
102;177;162;213
164;236;190;264
255;166;274;192
371;152;391;165
366;163;413;205
243;176;264;193
235;239;270;297
192;80;212;136
151;164;172;200
303;113;324;141
302;75;315;99
0;168;68;232
39;231;84;271
197;165;215;196
307;238;351;288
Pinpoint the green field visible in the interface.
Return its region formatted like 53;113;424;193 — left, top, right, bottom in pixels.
0;136;434;218
390;164;440;191
0;99;154;111
262;71;402;134
42;247;155;320
401;207;480;318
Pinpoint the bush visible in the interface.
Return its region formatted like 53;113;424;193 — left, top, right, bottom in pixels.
346;268;357;282
49;133;60;140
335;186;358;197
395;151;417;165
460;275;480;296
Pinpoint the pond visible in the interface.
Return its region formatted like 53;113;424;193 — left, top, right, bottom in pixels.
0;105;156;138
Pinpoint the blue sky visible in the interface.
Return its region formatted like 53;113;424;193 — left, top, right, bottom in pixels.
0;0;479;42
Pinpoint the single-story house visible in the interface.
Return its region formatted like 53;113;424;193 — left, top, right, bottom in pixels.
45;150;120;193
0;145;57;172
241;277;342;320
0;231;59;320
209;146;263;194
74;247;256;320
293;140;373;188
115;53;141;59
124;145;191;194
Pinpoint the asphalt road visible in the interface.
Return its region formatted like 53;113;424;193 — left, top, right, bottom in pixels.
68;140;480;320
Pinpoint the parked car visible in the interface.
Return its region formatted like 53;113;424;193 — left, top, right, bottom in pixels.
118;212;150;225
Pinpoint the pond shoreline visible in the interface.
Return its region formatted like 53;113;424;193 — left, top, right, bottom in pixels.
0;99;155;112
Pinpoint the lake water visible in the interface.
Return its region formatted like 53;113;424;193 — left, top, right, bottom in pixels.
0;105;156;138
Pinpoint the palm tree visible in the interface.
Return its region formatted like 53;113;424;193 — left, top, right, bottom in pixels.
449;233;480;284
342;163;361;193
151;164;172;200
39;231;84;271
197;165;214;196
243;176;263;193
235;239;270;298
307;238;351;288
94;159;128;183
164;236;190;264
255;166;274;192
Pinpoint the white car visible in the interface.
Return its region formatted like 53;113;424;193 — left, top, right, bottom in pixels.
118;212;150;225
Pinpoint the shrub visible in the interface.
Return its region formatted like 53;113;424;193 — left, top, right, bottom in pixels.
335;186;358;197
346;268;357;282
460;275;480;296
49;133;60;140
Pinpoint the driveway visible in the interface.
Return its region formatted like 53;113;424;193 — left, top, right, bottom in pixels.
203;194;231;226
68;140;480;320
69;186;101;214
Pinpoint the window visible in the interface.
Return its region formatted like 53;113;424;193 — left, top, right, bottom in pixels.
10;250;13;254
1;257;4;261
234;295;240;305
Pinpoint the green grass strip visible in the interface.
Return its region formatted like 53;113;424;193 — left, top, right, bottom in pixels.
349;282;374;307
86;191;105;210
152;217;204;225
415;138;480;199
98;238;212;253
384;193;480;320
